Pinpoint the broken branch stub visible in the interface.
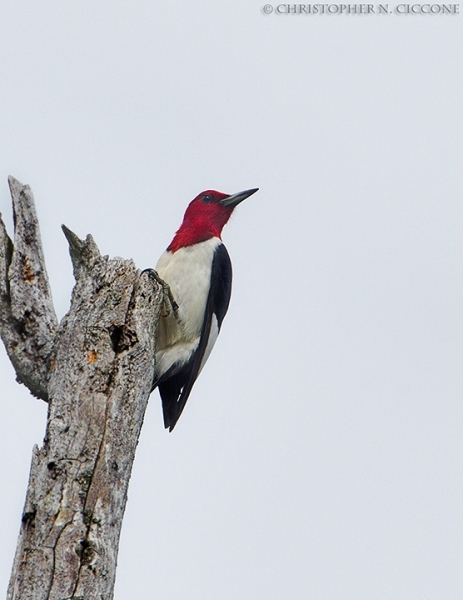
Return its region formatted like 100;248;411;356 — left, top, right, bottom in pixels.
0;176;58;399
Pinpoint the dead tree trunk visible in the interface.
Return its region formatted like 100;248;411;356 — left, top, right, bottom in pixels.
0;177;163;600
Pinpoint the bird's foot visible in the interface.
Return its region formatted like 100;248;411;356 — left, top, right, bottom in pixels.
142;269;179;318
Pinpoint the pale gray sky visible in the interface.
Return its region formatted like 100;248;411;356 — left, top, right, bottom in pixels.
1;1;462;598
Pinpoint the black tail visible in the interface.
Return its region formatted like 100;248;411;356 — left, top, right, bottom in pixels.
157;368;191;431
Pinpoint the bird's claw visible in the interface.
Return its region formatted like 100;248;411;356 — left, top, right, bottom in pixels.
142;269;179;319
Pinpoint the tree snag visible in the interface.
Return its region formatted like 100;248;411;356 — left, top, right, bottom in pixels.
0;177;164;600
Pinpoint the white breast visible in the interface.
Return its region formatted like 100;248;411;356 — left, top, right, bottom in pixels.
154;237;222;378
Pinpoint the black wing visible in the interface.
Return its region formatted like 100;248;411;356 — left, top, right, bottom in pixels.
158;243;233;431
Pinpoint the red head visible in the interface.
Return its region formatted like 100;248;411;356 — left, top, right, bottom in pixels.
167;188;258;252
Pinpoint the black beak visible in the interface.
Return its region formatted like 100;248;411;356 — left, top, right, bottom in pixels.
220;188;259;207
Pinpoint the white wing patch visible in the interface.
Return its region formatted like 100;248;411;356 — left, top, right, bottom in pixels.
198;316;219;375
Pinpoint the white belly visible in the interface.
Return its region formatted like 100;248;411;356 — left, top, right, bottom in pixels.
154;237;221;377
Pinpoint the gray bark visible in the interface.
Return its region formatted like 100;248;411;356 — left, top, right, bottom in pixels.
0;177;58;400
1;177;164;599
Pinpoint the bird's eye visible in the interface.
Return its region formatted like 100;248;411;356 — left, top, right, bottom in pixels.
202;194;213;203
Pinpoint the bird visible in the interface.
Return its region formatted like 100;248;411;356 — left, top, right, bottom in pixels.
150;187;258;431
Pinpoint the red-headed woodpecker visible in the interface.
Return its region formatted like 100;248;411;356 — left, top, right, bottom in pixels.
151;187;258;431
